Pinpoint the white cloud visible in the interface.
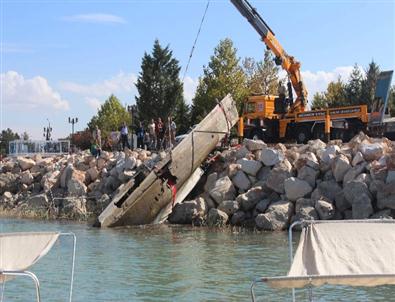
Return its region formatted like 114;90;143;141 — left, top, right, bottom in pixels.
62;13;126;24
85;97;102;111
183;76;199;104
1;71;69;111
279;65;361;102
59;72;137;98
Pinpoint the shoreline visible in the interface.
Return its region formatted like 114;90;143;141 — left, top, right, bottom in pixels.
1;132;394;230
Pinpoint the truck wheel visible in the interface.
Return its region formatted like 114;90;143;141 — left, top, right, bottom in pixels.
251;129;264;141
296;126;311;144
313;125;325;141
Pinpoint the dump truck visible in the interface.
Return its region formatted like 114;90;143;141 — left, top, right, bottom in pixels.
231;0;393;143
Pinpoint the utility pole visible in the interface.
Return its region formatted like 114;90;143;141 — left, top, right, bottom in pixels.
43;119;52;141
68;117;78;136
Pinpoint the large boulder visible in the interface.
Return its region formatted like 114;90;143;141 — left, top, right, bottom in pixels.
217;200;239;216
312;180;342;202
315;199;335;220
0;172;19;194
376;182;395;210
343;162;367;184
265;165;292;194
86;167;99;182
18;157;35;171
230;210;246;226
359;142;384;161
236;159;262;176
209;176;236;205
297;165;319;187
332;154;351;182
232;171;251;191
260;148;283;166
236;187;267;211
27;193;48;209
168;197;207;225
204;172;217;192
244;139;266;151
255;201;294;231
351;151;365;166
343;180;373;219
207;208;229;227
319;145;340;164
284;177;312;201
67;178;87;196
255;199;271;213
20;170;34;185
294;152;319;171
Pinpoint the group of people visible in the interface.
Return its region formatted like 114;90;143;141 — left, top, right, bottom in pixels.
90;117;177;157
136;116;177;150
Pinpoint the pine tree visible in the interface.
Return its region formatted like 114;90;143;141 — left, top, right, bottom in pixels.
345;64;363;106
191;38;248;123
135;39;183;124
361;60;380;110
173;98;191;135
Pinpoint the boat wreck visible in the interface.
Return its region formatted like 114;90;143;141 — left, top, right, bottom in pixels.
98;94;239;227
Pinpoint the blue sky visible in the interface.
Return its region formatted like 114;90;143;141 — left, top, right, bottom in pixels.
1;0;394;139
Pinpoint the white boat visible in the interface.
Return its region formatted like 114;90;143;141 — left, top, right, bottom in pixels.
0;232;76;302
251;219;395;301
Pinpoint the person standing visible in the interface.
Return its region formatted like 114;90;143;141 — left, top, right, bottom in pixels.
92;125;102;157
136;122;145;149
170;117;176;147
155;117;164;150
148;119;156;150
120;122;130;150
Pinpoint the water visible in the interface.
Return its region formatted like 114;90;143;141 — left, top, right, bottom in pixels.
0;218;393;302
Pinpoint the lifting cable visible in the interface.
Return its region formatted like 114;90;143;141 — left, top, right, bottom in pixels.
182;0;211;82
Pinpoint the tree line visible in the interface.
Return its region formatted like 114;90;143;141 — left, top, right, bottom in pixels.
312;62;395;114
2;38;394;154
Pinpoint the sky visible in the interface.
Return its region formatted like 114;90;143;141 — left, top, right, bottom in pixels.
1;0;394;140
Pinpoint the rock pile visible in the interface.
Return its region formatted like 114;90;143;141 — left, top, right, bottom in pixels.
169;132;395;230
0;149;162;220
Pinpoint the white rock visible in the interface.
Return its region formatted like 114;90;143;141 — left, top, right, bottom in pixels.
386;170;395;184
359;143;384;161
320;145;340;164
18;157;35;171
209;176;236;205
236;158;262;176
243;139;266;151
20;170;34;185
255;201;294;231
260;148;283;166
352;151;364;166
232;170;251;191
332;154;351;182
284;177;313;201
315;199;335;220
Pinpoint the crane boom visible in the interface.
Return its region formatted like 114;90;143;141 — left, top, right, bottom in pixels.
231;0;308;113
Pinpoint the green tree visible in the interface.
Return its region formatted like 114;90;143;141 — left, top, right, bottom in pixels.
135;39;184;124
243;50;279;95
388;85;395;116
21;131;29;141
311;77;347;109
345;64;363;106
173;99;191;134
361;60;380;110
0;128;20;155
311;92;327;109
88;94;130;139
191;38;248;123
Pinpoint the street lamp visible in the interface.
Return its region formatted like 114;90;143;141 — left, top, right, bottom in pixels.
43;119;52;141
68;117;78;136
127;105;137;150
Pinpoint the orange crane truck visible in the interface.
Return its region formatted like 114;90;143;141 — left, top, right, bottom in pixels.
231;0;370;143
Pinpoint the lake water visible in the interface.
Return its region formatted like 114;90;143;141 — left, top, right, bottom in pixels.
0;218;393;301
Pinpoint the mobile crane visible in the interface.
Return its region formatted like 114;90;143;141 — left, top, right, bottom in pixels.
231;0;372;143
